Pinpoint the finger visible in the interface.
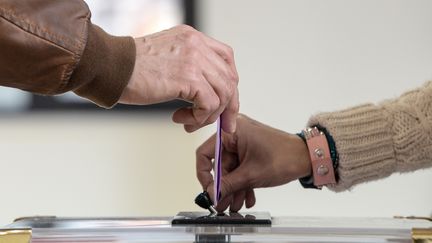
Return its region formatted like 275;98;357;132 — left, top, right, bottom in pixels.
214;193;233;212
221;127;239;153
205;181;232;212
221;152;239;173
200;34;239;80
245;189;256;208
221;88;239;133
218;167;249;201
196;134;217;189
179;85;235;133
201;45;236;87
172;81;220;132
215;196;232;213
200;50;236;126
229;190;246;212
173;47;236;132
173;107;212;133
182;105;225;133
172;107;199;133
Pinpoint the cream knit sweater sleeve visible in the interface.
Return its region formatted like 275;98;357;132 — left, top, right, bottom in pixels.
307;81;432;192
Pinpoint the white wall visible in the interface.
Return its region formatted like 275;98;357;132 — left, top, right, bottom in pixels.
0;113;205;226
0;0;431;227
199;0;432;217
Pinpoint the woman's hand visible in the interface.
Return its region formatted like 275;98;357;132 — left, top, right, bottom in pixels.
196;114;312;212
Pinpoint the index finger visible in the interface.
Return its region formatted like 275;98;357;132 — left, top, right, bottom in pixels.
200;34;239;80
196;134;216;189
221;88;239;133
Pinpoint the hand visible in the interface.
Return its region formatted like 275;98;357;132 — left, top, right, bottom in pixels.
119;25;239;133
196;114;312;212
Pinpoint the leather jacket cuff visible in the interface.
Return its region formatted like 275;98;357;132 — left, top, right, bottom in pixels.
71;24;136;108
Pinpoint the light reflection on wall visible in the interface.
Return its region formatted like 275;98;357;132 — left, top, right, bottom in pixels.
0;87;31;112
87;0;184;37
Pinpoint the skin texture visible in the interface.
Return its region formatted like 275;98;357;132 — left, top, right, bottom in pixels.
119;25;239;133
196;114;312;212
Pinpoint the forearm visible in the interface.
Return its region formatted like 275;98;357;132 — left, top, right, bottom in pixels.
308;81;432;192
0;0;135;108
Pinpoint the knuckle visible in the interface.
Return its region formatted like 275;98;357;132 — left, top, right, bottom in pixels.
234;102;240;113
222;178;235;195
211;97;221;111
192;111;208;125
183;31;201;46
178;24;194;31
202;97;220;112
224;69;238;85
232;72;239;84
227;101;240;114
222;81;236;100
229;69;239;84
195;146;203;156
218;90;230;106
227;79;237;92
208;115;219;124
226;45;234;57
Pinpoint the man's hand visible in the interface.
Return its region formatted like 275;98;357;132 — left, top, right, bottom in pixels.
196;114;312;212
119;25;239;133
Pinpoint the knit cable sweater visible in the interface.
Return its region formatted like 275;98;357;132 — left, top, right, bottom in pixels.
308;81;432;192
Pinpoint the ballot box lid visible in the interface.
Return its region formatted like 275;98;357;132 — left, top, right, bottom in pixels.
2;215;432;243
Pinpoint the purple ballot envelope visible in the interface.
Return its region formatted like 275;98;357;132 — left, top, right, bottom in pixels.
214;117;222;206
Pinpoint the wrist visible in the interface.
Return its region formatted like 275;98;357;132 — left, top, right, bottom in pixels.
298;127;338;189
287;134;312;180
73;25;136;108
118;38;141;105
118;63;139;104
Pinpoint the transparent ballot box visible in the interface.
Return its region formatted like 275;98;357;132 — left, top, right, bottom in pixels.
1;215;431;243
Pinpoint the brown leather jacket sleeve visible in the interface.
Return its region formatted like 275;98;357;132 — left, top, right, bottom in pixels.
0;0;136;108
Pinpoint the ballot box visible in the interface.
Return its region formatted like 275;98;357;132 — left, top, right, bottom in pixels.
1;215;431;243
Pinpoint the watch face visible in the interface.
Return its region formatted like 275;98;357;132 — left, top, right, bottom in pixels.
171;211;272;225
